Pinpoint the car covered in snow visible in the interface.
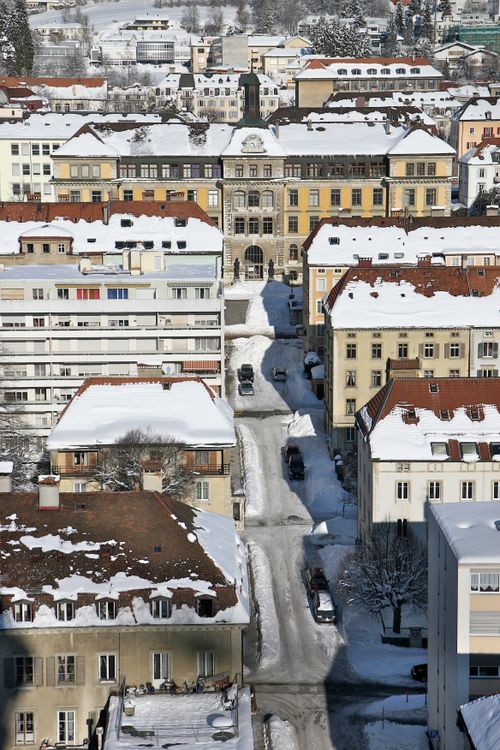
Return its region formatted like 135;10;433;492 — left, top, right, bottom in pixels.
238;380;254;396
272;367;287;382
304;567;329;594
238;363;254;382
411;663;427;682
288;452;305;480
312;590;338;624
283;443;302;463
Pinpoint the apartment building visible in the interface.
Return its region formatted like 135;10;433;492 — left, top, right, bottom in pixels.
450;97;500;160
0;486;248;748
459;137;500;208
322;265;500;451
0;77;109;113
45;376;239;521
50;88;454;283
302;219;500;354
428;502;500;749
0;212;224;441
153;72;280;123
356;377;500;539
294;57;443;108
0;113;160;202
91;30;192;67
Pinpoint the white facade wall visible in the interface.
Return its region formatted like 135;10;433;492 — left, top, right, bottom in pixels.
459;153;500;208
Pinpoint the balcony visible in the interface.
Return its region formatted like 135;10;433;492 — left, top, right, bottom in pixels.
51;465;97;475
187;463;230;475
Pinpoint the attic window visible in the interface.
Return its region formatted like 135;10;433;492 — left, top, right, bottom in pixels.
460;442;478;458
196;596;215;618
13;601;33;623
56;600;75;622
176;241;187;249
87;238;96;244
174;218;187;227
115;241;125;249
378;253;389;260
97;600;116;620
153;544;161;553
162;241;171;249
389;271;399;278
469;406;481;421
329;237;340;245
410;67;421;74
429;383;439;394
431;442;448;456
120;219;132;227
143;241;154;249
471;289;481;297
491;443;500;457
406;408;416;420
439;409;452;421
150;597;171;619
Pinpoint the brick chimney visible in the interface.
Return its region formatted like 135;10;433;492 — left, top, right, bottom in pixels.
141;460;163;492
358;257;373;267
38;475;60;510
417;255;433;267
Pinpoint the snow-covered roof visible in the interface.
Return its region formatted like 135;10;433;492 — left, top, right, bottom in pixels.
447;84;489;99
295;58;442;81
222;127;286;157
324;266;500;328
278;121;405;155
156;71;277;91
0;112;160;140
454;97;500;121
0;213;222;256
306;222;500;266
0;491;249;628
46;378;235;450
431;502;500;564
460;137;500;165
248;34;286;46
460;694;500;750
385;126;455;155
357;378;500;462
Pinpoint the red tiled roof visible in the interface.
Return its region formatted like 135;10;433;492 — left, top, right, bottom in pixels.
0;200;215;225
0;76;106;89
471;136;500;157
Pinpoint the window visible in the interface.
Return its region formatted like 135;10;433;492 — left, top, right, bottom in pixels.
15;657;33;686
42;243;50;254
234;217;245;234
461;442;478;459
330;189;341;206
479;342;498;358
371;370;382;388
404;189;415;207
57;655;75;685
32;288;43;300
208;190;218;207
471;571;499;592
289;244;299;261
309;189;319;207
309;216;319;232
398;343;408;358
346;370;356;387
417;162;425;176
470;665;500;678
152;652;170;683
493;481;500;500
371;343;382;359
56;601;75;622
461;481;474;500
57;289;69;300
248;190;259;207
372;188;383;206
91;191;102;203
263;218;273;234
235;165;243;177
428;162;436;176
76;288;99;300
449;343;460;358
406;163;415;176
43;164;51;176
289;189;298;206
107;288;128;300
346;344;357;359
428;481;441;500
423;343;434;358
234;191;245;208
345;398;356;415
396;481;409;501
288;216;298;233
57;711;75;744
248;217;259;234
150;598;171;619
13;602;33;622
69;190;81;202
195;287;210;300
15;712;34;745
11;144;19;155
197;652;215;678
431;441;448;457
196;480;209;501
99;654;116;682
351;188;362;206
172;287;187;300
97;600;116;620
316;277;326;292
262;191;273;208
425;189;436;206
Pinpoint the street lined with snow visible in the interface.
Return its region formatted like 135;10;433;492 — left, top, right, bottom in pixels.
227;281;427;749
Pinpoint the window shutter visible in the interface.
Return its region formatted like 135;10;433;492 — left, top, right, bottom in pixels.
46;656;55;687
418;344;424;358
3;658;14;688
434;344;440;358
493;343;499;358
460;343;466;358
34;657;43;687
444;343;449;358
478;342;484;357
76;656;85;686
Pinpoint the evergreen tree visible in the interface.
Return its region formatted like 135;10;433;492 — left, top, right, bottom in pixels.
341;0;365;28
414;35;433;57
236;0;251;30
0;5;16;75
420;0;434;41
403;14;414;46
4;0;34;74
437;0;452;14
383;13;404;55
180;0;201;33
394;0;405;34
408;0;422;16
311;16;373;56
253;0;278;34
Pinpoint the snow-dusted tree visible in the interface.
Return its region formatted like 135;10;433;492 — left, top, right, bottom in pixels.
403;14;415;46
383;14;404;55
181;1;201;33
0;386;39;491
394;0;405;34
336;521;428;634
437;0;452;15
341;0;365;28
236;0;251;30
252;0;279;35
419;0;434;41
470;186;500;216
91;428;195;498
414;35;433;58
5;0;34;74
408;0;422;16
204;0;224;35
311;17;372;56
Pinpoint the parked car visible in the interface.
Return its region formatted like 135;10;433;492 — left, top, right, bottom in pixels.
288;452;305;480
305;566;329;594
283;443;302;463
238;363;254;382
411;663;427;682
312;590;338;624
238;381;254;396
272;367;287;382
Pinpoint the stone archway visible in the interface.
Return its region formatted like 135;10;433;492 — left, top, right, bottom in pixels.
244;245;264;279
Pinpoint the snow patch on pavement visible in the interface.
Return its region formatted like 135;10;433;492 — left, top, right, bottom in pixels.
265;715;299;750
364;720;428;750
225;280;297;337
247;542;280;669
364;694;427;721
238;424;264;519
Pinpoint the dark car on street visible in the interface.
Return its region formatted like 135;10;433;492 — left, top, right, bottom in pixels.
305;567;329;593
411;663;427;682
238;363;254;382
288;452;305;480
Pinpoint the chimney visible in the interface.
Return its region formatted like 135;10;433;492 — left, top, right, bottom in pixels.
307;118;313;131
102;201;110;226
141;460;163;492
418;255;433;267
0;460;13;493
38;475;60;510
356;96;365;107
79;257;92;273
384;119;391;135
358;257;373;267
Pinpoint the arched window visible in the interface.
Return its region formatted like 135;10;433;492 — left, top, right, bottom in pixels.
396;68;405;74
248;190;260;207
262;191;274;208
233;190;245;208
289;243;299;261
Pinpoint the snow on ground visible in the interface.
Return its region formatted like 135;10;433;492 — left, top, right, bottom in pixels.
237;423;264;519
229;336;319;413
247;541;280;670
266;715;299;750
225;280;297;338
364;721;428;750
363;694;427;721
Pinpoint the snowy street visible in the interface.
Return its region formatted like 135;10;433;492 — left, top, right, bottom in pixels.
226;282;428;749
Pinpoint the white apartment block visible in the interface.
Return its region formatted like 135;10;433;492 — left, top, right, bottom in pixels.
459;138;500;208
0;113;160;202
428;502;500;749
0;214;224;443
356;377;500;540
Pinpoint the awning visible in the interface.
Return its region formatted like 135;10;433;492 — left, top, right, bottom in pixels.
182;360;220;372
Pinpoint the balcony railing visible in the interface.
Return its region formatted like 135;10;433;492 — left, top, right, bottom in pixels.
51;463;230;476
187;464;230;475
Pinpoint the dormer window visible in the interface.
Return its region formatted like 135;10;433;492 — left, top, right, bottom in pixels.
410;67;421;74
429;383;439;394
337;69;347;75
196;595;216;618
150;597;171;619
491;443;500;457
13;601;33;622
396;68;405;74
406;408;416;420
176;241;186;249
351;68;361;75
56;600;75;622
97;599;116;620
367;68;376;74
381;68;390;75
469;406;481;421
431;442;448;456
460;442;478;459
120;219;132;227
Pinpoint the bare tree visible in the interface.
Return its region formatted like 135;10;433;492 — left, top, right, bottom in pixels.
336;521;427;633
91;427;195;498
0;382;40;491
